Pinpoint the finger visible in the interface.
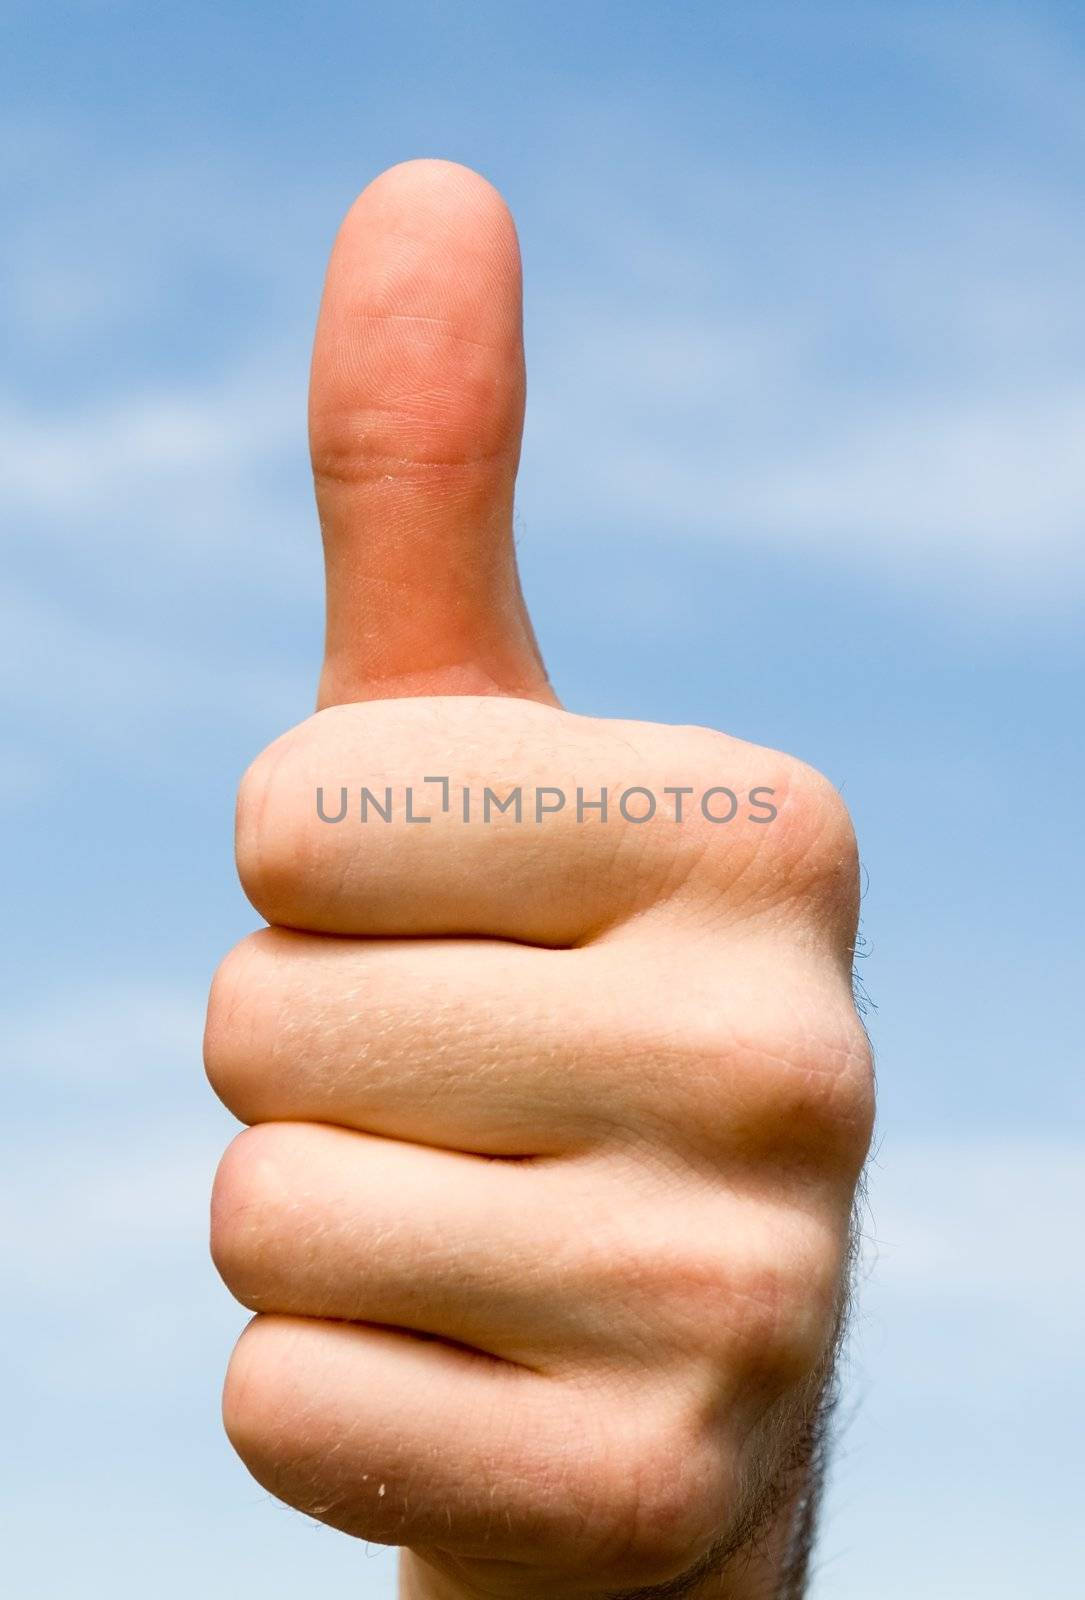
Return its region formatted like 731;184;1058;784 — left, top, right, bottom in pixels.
212;1124;816;1379
236;698;789;946
213;1123;597;1366
310;159;555;708
206;931;593;1156
204;930;869;1169
223;1315;570;1554
223;1314;728;1578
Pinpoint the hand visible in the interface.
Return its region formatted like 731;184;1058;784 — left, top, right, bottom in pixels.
204;161;874;1600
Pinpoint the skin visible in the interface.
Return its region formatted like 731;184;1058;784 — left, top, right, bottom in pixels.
204;159;875;1600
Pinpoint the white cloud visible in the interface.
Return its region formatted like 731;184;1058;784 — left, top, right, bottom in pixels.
815;1137;1085;1598
517;33;1085;610
525;259;1085;604
0;576;303;738
0;368;307;571
863;1134;1085;1310
2;385;285;513
844;1131;1085;1419
7;979;238;1387
9;978;207;1088
599;386;1085;593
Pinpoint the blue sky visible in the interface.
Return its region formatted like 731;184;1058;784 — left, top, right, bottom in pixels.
4;3;1083;1595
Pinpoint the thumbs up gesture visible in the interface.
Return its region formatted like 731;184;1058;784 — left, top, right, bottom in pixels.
205;162;873;1600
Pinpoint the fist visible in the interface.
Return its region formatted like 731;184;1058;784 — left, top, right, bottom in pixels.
204;162;874;1600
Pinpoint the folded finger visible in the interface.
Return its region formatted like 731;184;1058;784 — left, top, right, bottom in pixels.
236;697;781;946
213;1122;616;1366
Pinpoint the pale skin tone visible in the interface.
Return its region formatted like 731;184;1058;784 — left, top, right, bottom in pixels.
204;160;875;1600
